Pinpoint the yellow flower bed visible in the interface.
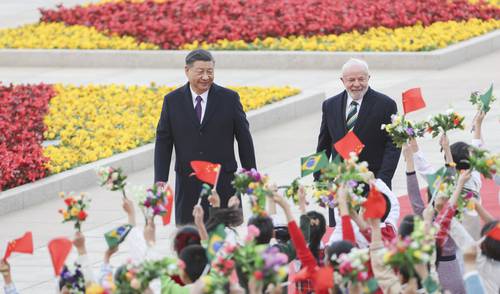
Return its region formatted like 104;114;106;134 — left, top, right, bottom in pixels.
43;84;300;173
469;0;500;7
182;18;500;52
0;22;158;49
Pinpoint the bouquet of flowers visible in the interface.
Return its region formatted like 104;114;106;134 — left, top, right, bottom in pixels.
59;192;90;232
234;225;288;288
381;114;426;147
383;217;436;277
469;85;495;113
316;153;373;211
232;168;272;216
97;166;128;198
59;263;86;294
115;258;180;293
425;109;465;138
312;182;337;209
136;183;168;218
284;178;300;204
203;243;237;294
467;147;499;179
331;248;378;293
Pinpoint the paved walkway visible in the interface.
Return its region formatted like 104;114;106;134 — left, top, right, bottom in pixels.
1;50;499;292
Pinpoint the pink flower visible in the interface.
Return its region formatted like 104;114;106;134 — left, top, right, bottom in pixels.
245;225;261;242
357;271;369;281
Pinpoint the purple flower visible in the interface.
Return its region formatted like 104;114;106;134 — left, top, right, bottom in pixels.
405;127;415;136
153;206;161;215
348;180;358;188
144;199;151;208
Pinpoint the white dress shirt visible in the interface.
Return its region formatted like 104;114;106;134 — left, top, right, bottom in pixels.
345;93;363;120
190;87;209;122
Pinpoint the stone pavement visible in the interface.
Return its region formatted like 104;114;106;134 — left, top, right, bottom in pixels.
1;50;499;292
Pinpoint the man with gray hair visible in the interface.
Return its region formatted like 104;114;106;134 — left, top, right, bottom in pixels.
315;58;400;226
154;49;256;225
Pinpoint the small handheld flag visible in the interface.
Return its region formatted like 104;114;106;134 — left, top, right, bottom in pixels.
190;161;221;186
161;185;174;226
480;84;494;112
3;232;33;261
300;151;328;177
104;224;132;249
207;224;226;261
48;237;72;276
363;186;387;219
334;131;365;160
486;223;500;241
402;88;426;114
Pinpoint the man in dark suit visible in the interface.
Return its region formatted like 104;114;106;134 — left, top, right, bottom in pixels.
154;49;256;225
315;58;400;226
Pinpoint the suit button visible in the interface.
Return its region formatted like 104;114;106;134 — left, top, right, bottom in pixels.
199;151;203;155
199;131;203;135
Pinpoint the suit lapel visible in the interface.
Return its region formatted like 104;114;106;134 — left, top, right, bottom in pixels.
200;84;221;129
353;88;376;134
182;83;202;129
337;91;348;134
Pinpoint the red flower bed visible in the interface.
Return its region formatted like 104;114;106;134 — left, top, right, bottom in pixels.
40;0;500;49
0;84;55;191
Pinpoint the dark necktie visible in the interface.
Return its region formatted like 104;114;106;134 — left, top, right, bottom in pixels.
195;96;202;122
346;101;359;131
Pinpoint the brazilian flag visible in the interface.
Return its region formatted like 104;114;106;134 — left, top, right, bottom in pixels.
426;167;448;202
300;151;328;177
480;84;494;112
207;224;226;261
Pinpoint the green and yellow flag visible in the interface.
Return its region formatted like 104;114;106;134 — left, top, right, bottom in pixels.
300;151;328;177
207;224;226;261
480;84;494;112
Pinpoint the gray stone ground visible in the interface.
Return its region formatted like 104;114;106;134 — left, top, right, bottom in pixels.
1;1;500;293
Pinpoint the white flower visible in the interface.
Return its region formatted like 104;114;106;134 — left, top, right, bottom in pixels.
446;108;454;115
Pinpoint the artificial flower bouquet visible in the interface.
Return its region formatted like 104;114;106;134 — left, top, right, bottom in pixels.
332;248;378;293
232;168;272;216
136;182;168;218
425;109;465;137
316;153;373;211
381;114;425;147
383;218;436;277
59;192;90;232
97;166;128;198
234;225;288;288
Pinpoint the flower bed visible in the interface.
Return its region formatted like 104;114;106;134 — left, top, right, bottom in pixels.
38;0;499;50
182;19;500;52
0;83;55;190
0;83;299;190
0;0;498;51
0;22;158;49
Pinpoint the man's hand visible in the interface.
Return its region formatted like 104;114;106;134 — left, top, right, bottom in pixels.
208;189;221;208
73;232;87;255
144;217;156;247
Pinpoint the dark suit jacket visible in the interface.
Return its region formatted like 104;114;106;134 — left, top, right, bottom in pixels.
316;87;400;185
315;88;401;225
154;83;256;224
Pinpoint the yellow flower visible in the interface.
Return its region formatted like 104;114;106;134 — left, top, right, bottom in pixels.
63;211;70;220
42;84;299;173
0;22;158;50
413;250;423;259
383;252;393;263
70;207;80;217
181;19;500;52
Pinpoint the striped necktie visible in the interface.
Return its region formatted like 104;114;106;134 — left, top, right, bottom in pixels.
346;101;359;131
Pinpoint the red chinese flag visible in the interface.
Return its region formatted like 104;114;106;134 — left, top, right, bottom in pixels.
190;161;221;185
486;223;500;241
402;88;426;114
162;185;174;226
333;131;365;160
363;186;387;219
3;232;33;261
48;238;72;276
314;266;334;293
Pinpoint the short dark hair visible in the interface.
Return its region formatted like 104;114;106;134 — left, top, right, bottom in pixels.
185;49;214;66
398;214;416;238
179;244;208;282
481;220;500;261
173;225;201;255
248;215;274;244
326;240;354;265
206;207;244;232
450;141;471;170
